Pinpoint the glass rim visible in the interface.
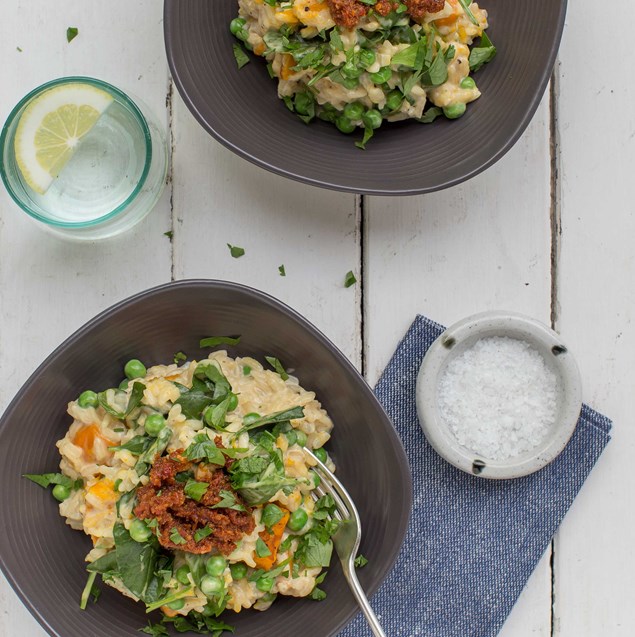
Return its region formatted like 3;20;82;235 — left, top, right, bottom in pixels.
0;76;153;229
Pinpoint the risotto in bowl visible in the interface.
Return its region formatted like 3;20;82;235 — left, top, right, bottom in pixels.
0;280;411;637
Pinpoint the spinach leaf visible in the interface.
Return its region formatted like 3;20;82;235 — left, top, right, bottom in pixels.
184;434;226;466
87;550;118;576
418;106;444;123
232;43;250;69
264;356;289;381
97;382;145;420
238;406;304;434
231;461;297;506
109;435;152;455
135;427;172;476
262;503;284;529
162;611;234;636
203;393;234;431
23;472;82;490
140;622;169;636
199;336;241;348
469;31;496;72
175;390;214;420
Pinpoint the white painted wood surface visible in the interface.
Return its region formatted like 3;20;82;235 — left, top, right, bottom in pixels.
0;1;629;636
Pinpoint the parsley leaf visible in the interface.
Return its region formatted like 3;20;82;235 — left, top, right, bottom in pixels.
170;528;187;545
232;43;250;69
66;27;78;43
344;271;357;288
265;356;289;380
255;537;272;558
212;489;247;512
194;526;214;543
227;243;245;258
199;336;241;348
184;479;209;502
354;554;369;568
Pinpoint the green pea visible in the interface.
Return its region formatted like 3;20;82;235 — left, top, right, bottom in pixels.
460;76;476;90
200;575;224;596
166;598;185;611
145;413;166;437
230;562;248;580
336;116;356;134
206;556;227;577
341;61;363;79
443;102;467;119
230;17;246;35
243;412;261;426
129;518;152;543
343;102;364;121
77;390;98;408
175;565;191;586
385;90;404;112
294;92;314;117
227;393;239;412
52;484;71;502
314;447;328;463
295;430;307;447
285;430;298;446
341;77;360;90
359;49;376;69
124;359;146;380
370;67;392;84
256;576;274;592
362;109;383;130
287;508;308;532
310;470;321;488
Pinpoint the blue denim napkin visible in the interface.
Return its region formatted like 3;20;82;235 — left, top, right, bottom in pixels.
340;315;612;637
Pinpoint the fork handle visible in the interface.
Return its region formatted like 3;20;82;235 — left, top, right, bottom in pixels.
343;563;387;637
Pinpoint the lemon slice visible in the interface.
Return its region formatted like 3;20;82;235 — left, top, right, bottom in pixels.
14;83;114;194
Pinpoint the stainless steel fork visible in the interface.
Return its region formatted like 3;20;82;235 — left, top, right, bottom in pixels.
304;448;387;637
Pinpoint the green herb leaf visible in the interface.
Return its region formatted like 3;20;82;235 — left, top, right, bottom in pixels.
79;571;97;610
140;622;169;636
164;231;173;240
199;336;241;348
295;532;333;568
265;356;289;380
232;43;250;69
170;528;187;545
67;27;78;43
469;31;496;72
355;127;374;150
125;382;146;416
457;0;480;26
109;435;153;455
261;503;284;529
184;479;209;502
203;393;234;431
354;554;369;568
184;434;226;465
212;489;247;512
418;106;444;123
278;264;286;276
255;537;272;558
227;244;245;258
135;427;172;476
239;406;304;434
173;351;187;364
243;365;251;375
194;525;214;543
23;472;82;490
161;611;234;636
344;271;357;288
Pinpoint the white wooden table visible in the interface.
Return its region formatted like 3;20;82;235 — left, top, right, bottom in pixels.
0;2;631;635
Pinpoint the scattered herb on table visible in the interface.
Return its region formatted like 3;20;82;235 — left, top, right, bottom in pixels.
163;230;173;239
344;271;357;288
227;243;245;258
66;27;79;43
278;264;286;276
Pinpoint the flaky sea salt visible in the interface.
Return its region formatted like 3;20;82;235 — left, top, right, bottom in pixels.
438;336;558;461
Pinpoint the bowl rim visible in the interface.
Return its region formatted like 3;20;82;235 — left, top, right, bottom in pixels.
163;0;568;196
416;310;582;479
0;278;413;637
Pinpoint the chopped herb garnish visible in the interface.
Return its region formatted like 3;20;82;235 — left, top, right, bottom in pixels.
310;571;328;600
109;435;153;455
164;230;173;239
16;46;23;52
233;43;250;69
238;406;304;434
355;127;374;150
66;27;79;43
194;525;214;543
200;335;241;348
212;489;247;512
114;479;122;492
344;271;357;288
145;518;159;530
173;350;187;364
419;106;444;124
169;528;187;545
184;479;209;502
354;554;369;568
23;472;82;491
261;503;284;529
278;264;286;277
227;243;245;258
140;621;169;636
265;356;289;381
469;31;496;72
184;434;226;465
255;537;272;558
243;365;251;375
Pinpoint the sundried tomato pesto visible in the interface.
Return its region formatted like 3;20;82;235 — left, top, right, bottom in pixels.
134;453;255;555
326;0;445;28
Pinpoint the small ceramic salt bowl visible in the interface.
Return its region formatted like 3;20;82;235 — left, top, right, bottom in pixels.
416;311;582;479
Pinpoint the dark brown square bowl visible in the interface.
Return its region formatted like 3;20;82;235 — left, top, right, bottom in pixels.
164;0;567;195
0;280;412;637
